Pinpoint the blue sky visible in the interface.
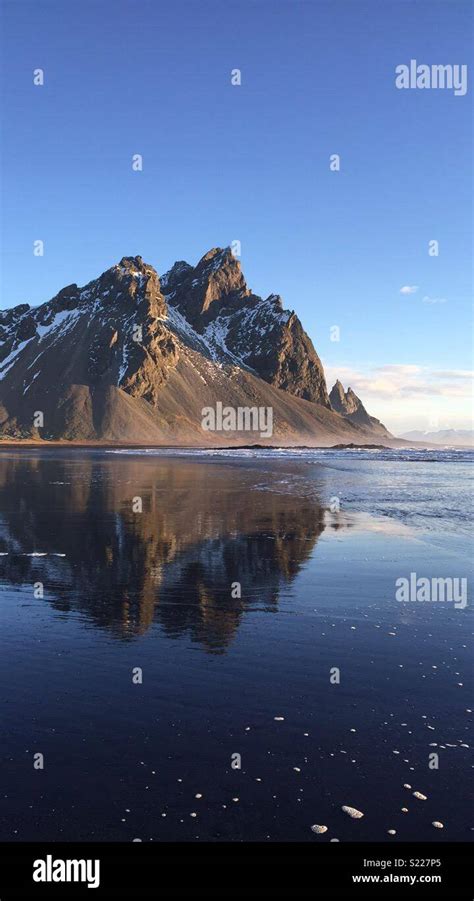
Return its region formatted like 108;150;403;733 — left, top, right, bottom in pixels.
1;0;472;431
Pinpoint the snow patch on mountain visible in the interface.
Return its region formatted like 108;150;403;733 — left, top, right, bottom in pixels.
0;338;35;380
36;308;81;340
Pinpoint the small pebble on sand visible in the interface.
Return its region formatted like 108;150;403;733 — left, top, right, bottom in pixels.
342;805;364;819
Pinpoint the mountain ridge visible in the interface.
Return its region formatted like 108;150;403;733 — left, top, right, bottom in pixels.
0;248;397;446
400;428;474;448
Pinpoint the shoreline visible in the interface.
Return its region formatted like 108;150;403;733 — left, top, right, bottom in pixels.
0;440;469;451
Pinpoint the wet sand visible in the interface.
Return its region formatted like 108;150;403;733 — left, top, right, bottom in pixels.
0;450;471;842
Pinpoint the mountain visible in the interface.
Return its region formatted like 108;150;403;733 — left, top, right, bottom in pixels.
329;379;391;438
400;429;474;448
0;248;393;446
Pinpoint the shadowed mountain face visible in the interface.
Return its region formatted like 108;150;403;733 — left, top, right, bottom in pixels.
0;453;339;652
329;380;391;438
0;250;391;445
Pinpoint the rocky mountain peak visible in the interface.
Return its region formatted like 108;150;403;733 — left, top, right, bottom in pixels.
195;246;239;274
266;294;284;310
161;245;249;326
117;254;147;270
330;381;365;416
197;246;227;264
0;303;30;328
329;379;346;407
330;380;389;435
344;387;362;414
87;257;166;320
160;260;193;293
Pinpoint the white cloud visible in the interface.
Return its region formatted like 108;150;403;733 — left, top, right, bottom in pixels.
399;285;418;295
375;364;421;375
422;295;447;304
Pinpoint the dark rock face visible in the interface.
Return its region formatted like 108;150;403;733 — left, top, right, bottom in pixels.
0;249;391;444
329;380;390;435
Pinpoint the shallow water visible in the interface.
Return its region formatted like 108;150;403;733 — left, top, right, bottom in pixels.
0;449;472;842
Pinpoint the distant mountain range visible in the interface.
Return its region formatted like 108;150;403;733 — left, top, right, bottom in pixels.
0;248;396;445
400;429;474;448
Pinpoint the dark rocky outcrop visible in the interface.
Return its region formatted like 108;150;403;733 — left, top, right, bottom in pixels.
329;380;390;437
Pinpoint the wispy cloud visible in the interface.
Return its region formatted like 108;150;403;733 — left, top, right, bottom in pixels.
433;369;474;379
375;364;421;375
422;295;447;304
399;285;418;295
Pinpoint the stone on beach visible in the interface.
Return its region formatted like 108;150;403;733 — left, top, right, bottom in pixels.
342;805;364;819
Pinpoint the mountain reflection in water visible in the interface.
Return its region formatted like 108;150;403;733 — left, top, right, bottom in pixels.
0;454;341;652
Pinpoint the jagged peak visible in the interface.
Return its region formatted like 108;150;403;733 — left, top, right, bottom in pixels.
52;256;166;315
195;246;241;274
330;381;369;418
0;302;31;323
160;260;192;292
114;255;156;276
265;293;284;310
169;260;192;273
198;246;228;264
330;379;347;397
160;247;245;299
